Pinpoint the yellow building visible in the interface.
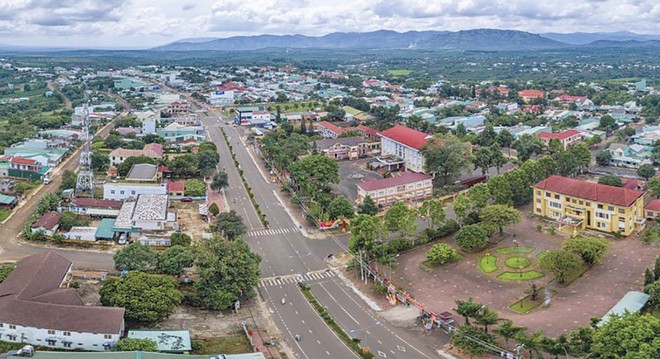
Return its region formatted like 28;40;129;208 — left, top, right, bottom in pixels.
533;175;645;236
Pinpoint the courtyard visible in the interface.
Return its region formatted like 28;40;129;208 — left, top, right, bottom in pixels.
390;209;660;336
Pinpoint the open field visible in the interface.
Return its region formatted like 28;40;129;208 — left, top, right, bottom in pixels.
387;69;413;76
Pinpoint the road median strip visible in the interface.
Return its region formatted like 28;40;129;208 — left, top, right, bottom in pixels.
298;283;375;359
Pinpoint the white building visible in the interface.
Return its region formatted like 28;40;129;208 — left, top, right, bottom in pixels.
0;251;124;351
103;182;167;201
64;227;97;241
113;194;178;234
379;125;433;173
142;118;157;134
209;90;235;106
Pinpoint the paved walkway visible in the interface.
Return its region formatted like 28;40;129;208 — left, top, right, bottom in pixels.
392;215;660;337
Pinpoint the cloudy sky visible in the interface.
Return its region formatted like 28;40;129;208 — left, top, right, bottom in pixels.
0;0;658;48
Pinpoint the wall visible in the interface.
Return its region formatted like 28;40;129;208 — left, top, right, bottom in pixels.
0;323;121;351
103;183;167;201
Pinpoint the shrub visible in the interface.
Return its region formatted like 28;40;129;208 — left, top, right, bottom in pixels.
426;243;460;265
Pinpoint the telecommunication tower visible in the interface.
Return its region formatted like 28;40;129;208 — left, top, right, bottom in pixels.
76;93;94;197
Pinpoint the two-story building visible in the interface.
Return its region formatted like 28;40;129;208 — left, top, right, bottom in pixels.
109;143;163;166
357;172;433;207
317;121;347;139
103;182;167;201
6;156;50;181
209;90;235;106
0;251;124;351
533;175;644;236
519;89;545;103
315;137;380;160
378;125;434;173
538;129;582;150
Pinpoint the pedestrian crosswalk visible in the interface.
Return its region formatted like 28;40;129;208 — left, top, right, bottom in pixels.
259;269;337;288
247;227;300;237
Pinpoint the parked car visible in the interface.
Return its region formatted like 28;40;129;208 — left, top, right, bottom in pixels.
181;197;193;202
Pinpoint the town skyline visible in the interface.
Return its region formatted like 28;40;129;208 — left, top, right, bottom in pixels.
0;0;659;48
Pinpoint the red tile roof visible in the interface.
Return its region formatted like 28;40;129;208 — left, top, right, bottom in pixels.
358;172;432;192
621;178;644;190
645;199;660;212
358;125;379;137
167;180;185;192
379;125;433;150
32;211;61;230
519;89;545;98
533;175;643;207
558;94;588;102
538;129;581;140
318;121;345;135
143;143;164;156
0;251;124;334
10;157;38;166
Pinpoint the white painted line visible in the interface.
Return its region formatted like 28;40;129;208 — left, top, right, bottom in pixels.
397;346;406;352
378;351;387;358
275;279;281;285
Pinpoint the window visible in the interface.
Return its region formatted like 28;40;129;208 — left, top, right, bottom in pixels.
549;201;561;209
63;332;71;336
110;190;115;194
608;206;614;211
7;335;16;341
416;182;422;188
536;199;541;203
120;190;125;195
545;192;550;197
48;330;55;335
46;339;57;346
9;325;15;329
597;204;603;209
572;199;577;204
579;200;583;205
63;342;72;348
554;194;560;199
618;209;625;214
104;334;112;339
585;202;591;206
595;212;609;219
536;190;541;195
131;191;136;195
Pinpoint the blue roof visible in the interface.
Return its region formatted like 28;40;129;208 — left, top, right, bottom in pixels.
599;291;650;326
95;218;116;239
0;193;16;204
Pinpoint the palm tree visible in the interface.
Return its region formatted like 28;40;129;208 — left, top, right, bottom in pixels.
495;320;526;349
541;335;569;359
474;307;501;333
516;330;543;359
454;298;484;326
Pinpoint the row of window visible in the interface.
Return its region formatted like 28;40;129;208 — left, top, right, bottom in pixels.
1;324;113;340
109;190;137;195
538;190;628;213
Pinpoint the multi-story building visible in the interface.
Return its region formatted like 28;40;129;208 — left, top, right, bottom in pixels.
0;251;124;351
533;175;644;236
317;121;347;139
209;90;235;106
103;182;167;201
379;125;433;173
315;137;380;160
6;156;51;181
518;89;545;103
357;172;433;207
235;106;271;126
538;129;582;150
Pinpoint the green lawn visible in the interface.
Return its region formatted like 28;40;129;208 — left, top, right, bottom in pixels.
537;250;549;261
504;256;532;269
496;246;535;255
497;270;545;281
0;208;11;222
387;69;413;76
266;101;320;113
479;254;498;273
194;336;252;355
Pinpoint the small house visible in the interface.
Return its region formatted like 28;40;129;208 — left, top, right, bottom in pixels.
31;211;61;236
167;180;185;197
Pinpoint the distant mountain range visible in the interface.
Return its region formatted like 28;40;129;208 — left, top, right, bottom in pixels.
152;29;660;52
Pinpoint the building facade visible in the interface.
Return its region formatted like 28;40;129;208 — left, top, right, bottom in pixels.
533;175;644;236
379;125;433;173
538;129;582;150
316;137;380;160
357;172;433;207
103;182;167;201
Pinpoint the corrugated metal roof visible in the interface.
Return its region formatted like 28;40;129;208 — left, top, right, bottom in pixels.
95;218;116;239
599;291;649;326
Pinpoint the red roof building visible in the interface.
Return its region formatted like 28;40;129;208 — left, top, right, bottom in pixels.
357;125;380;141
167;180;185;196
379;125;434;151
71;198;123;210
519;89;545;103
31;211;62;234
10;157;38;166
645;199;660;219
317;121;346;139
533;175;643;207
357;172;433;207
538;129;582;149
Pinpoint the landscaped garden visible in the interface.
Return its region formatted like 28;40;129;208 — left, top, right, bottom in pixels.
478;246;545;282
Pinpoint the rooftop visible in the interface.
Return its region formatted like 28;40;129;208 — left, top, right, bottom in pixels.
127;163;158;181
318;121;345;135
95;218;116;239
533;175;644;207
0;251;124;334
316;136;368;150
72;198;123;210
167;180;185;192
127;330;191;353
133;194;168;221
379;125;434;150
358;171;432;192
33;211;61;229
538;129;581;140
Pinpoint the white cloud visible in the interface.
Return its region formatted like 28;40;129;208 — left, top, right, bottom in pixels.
0;0;658;48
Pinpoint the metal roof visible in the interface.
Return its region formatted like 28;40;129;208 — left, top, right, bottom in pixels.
127;330;191;352
599;291;650;326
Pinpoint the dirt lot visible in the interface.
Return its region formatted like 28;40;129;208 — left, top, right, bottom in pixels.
171;200;210;241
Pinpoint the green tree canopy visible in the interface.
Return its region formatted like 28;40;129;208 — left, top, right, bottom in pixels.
193;237;261;310
426;243;459;265
170;232;192;247
156;245;194;276
451;325;496;358
596;151;612;166
598;175;623;187
384;202;417;239
418;199;446;230
210;171;229;191
648;177;660;198
637;164;656;180
113;338;158;352
591;313;660;359
57;211;90;231
290;155;339;200
184;179;207;197
327;195;355;220
348;214;381;256
212;210;246;240
479;204;521;236
539;249;582;284
208;203;220;216
358;195;379;216
100;271;182;323
423;134;471;185
455;224;488;252
113;242;157;272
561;236;609;265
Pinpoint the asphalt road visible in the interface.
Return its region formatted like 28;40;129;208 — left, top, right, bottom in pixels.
200;112;436;359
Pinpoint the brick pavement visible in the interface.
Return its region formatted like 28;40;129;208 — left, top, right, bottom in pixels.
392;216;660;337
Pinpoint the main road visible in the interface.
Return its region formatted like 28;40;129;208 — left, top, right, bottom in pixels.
200;111;438;359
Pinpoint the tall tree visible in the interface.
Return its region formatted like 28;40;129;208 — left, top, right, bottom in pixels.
348;214;381;257
638;164;656;180
488;175;514;206
418;199;445;230
476;124;497;147
384;202;417;239
648;177;660;198
516;331;544;359
290;155;339;200
496;129;515;156
570;144;592;173
479;204;521;236
561;236;609;265
489;144;507;174
539;249;583;284
156;246;194;276
455;224;489;252
210;171;229;191
467;183;490;209
358;195;379;215
598;175;623;187
512;134;544;162
100;272;182;323
212;210;247;240
423;134;471;185
327;195;355;220
495;320;526;349
473;147;492;175
453;194;477;226
193;237;261;310
451;326;496;358
113;242;157;272
454;298;484;325
591;313;660;359
474;306;501;333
